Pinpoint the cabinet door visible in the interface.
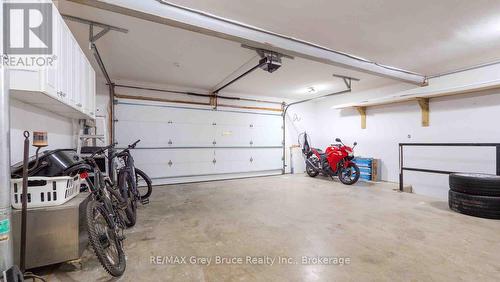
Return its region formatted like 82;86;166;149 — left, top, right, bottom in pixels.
88;65;96;118
56;18;68;103
11;3;96;120
81;55;89;115
54;17;63;100
81;55;87;114
45;62;57;97
68;36;78;105
73;40;84;111
44;6;59;98
65;29;77;107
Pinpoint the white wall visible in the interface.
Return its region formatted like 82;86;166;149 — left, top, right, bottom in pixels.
9;99;75;165
314;82;500;200
284;102;321;174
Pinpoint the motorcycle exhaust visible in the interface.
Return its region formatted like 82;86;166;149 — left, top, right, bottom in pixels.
306;158;320;172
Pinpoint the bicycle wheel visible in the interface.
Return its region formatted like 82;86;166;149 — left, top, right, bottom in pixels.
135;168;152;200
119;171;137;227
86;200;126;277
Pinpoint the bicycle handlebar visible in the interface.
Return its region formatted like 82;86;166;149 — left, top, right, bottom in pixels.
90;143;117;158
128;139;141;149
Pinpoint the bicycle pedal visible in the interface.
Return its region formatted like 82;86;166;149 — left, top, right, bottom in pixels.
140;198;150;205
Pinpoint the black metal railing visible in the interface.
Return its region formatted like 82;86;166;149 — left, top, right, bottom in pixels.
399;143;500;191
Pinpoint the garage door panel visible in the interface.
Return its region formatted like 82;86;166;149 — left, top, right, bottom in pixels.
172;122;215;146
116;103;171;122
131;149;216;178
118;105;212;124
130;151;170;179
251;125;283;146
213;111;248;125
212;149;282;172
215;125;251;146
168;107;216;124
116;120;174;147
163;150;215;177
250;149;283;171
214;149;252;173
215;160;250;173
116;100;283;183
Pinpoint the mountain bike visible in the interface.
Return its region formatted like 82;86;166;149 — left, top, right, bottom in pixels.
64;144;127;277
113;140;152;227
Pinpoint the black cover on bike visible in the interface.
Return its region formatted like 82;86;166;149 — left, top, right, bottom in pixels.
80;146;106;154
11;149;81;178
300;132;312;157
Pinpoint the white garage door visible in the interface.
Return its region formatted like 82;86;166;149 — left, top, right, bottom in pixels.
115;100;283;184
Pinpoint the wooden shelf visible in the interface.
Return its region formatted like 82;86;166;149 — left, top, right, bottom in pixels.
333;78;500;128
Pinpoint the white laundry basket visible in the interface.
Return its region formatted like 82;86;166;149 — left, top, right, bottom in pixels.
11;175;81;209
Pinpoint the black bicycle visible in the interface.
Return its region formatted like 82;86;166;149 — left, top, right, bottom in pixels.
64;144;127;277
113;140;152;227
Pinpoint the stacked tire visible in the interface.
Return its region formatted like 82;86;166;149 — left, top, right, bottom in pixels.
449;173;500;219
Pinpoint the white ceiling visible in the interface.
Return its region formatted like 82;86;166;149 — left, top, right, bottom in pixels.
59;1;389;99
59;0;500;99
167;0;500;76
59;2;257;91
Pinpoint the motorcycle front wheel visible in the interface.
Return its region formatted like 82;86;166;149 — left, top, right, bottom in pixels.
338;163;360;185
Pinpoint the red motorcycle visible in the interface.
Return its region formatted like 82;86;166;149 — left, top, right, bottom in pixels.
300;133;360;185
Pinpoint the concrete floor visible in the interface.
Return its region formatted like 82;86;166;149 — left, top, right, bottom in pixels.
42;174;500;281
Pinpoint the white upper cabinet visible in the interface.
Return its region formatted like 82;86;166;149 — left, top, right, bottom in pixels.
9;4;96;120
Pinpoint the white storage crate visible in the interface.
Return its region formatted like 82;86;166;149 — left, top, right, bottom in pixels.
11;175;81;209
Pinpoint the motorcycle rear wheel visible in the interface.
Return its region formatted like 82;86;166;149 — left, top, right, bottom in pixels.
306;163;319;177
338;163;360;185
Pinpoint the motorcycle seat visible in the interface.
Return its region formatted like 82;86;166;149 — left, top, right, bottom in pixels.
313;148;323;154
312;148;326;158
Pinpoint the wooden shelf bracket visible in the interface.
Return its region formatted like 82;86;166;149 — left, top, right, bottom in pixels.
417;98;430;127
356;106;367;129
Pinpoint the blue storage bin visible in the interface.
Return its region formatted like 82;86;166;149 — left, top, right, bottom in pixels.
353;157;379;181
359;167;371;173
360;174;372;180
